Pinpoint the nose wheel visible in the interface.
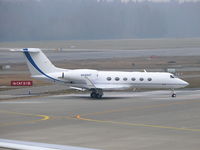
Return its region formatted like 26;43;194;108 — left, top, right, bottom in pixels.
171;89;176;98
172;93;176;97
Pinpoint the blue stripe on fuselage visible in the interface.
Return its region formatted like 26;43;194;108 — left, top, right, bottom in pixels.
23;48;63;82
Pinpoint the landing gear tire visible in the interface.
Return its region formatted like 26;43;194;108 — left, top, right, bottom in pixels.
90;92;96;99
172;93;176;98
96;93;102;99
90;89;103;99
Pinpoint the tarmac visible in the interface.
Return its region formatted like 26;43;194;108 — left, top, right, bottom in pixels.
1;40;200;149
0;90;200;150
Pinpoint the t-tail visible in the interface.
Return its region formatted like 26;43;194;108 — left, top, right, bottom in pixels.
22;48;59;76
11;48;66;79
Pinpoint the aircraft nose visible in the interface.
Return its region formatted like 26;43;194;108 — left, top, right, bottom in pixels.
181;80;189;87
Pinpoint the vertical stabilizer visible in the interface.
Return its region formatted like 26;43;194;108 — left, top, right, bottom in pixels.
23;48;57;76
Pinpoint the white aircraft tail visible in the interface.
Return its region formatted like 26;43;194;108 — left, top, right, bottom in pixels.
21;48;58;76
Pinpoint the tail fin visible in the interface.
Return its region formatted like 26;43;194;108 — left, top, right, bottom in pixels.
22;48;58;76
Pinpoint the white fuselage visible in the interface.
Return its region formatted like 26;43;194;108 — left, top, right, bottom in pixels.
34;69;189;90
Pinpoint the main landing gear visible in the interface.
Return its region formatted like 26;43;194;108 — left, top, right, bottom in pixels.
90;89;103;99
171;89;176;98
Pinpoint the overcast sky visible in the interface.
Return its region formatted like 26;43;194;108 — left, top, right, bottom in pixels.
0;0;200;42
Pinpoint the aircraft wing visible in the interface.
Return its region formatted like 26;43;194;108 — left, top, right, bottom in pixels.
69;79;132;91
95;84;132;90
68;77;97;91
0;139;99;150
83;76;96;89
70;86;86;91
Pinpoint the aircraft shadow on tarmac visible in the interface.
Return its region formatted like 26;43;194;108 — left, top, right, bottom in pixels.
59;95;129;100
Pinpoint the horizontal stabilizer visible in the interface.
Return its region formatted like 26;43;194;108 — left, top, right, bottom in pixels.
10;48;40;53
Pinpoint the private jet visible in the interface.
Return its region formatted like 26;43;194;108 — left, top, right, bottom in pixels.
13;48;189;99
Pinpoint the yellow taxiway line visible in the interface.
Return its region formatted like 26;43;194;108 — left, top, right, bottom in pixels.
74;99;200;132
0;110;50;127
77;116;200;132
80;99;199;117
1;98;200;132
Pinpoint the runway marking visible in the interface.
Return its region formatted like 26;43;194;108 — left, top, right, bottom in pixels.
74;99;200;132
0;110;50;127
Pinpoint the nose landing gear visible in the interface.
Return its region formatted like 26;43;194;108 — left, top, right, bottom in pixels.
171;89;176;98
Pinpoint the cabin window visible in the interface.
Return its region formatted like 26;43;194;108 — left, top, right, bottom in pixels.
131;77;136;81
140;77;144;81
123;77;127;81
107;77;111;81
115;77;120;81
148;78;152;81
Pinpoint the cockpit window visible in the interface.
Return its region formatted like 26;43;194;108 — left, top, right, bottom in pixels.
170;75;175;78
